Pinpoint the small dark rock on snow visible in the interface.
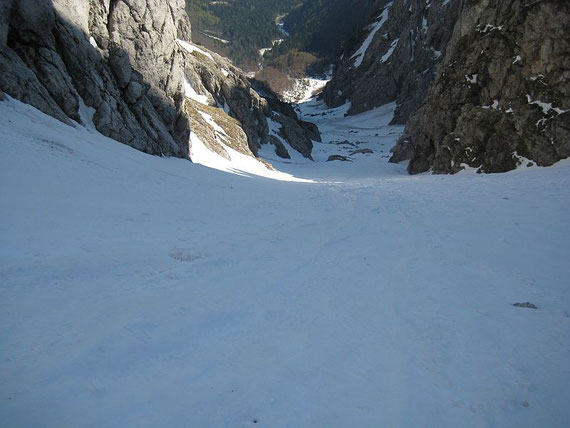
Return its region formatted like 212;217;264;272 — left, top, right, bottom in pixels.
513;302;537;309
349;148;373;155
327;154;352;162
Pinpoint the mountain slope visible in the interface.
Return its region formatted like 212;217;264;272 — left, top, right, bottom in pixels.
323;0;569;174
0;0;318;165
1;94;570;427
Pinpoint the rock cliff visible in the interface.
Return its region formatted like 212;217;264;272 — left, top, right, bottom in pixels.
324;0;460;123
0;0;317;162
181;42;318;161
391;0;570;173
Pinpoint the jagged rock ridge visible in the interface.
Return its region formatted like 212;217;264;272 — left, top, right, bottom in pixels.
0;0;317;162
391;0;570;173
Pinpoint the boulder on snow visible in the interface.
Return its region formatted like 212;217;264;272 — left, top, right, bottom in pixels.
513;302;538;309
327;154;352;162
268;136;291;159
349;148;373;155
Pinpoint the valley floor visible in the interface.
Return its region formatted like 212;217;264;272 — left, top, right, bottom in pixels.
1;97;569;427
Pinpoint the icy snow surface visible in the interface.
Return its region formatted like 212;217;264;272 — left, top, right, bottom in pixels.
1;96;570;427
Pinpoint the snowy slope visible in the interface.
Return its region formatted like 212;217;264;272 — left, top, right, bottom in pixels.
1;97;570;427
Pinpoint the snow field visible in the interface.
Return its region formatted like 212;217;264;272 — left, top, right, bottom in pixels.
1;96;569;427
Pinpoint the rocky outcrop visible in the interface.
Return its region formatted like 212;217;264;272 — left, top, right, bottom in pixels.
391;0;570;174
1;0;190;156
0;0;317;161
181;43;317;160
324;0;460;123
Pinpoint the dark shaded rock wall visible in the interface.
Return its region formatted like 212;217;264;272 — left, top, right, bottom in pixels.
324;0;461;123
391;0;570;174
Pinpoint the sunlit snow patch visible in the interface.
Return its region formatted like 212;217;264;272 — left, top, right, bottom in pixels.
189;113;312;182
198;31;229;44
177;39;214;61
183;77;209;105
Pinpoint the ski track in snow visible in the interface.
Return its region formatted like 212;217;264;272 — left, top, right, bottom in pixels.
1;97;570;427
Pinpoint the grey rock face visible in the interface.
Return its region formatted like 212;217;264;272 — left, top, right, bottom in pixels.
1;0;318;161
0;47;73;125
324;0;460;123
391;0;570;174
1;0;189;156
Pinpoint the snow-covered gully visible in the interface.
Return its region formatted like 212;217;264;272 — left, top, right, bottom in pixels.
1;97;569;427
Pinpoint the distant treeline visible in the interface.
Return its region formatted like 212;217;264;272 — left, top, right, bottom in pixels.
185;0;382;72
269;0;381;60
